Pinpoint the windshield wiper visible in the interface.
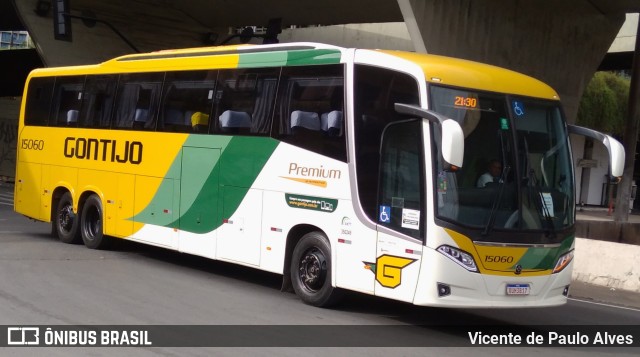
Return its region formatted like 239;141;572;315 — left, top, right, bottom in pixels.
481;164;510;236
523;138;556;238
481;129;509;236
527;169;556;238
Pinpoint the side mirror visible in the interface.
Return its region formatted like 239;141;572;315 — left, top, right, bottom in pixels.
567;124;625;177
394;103;464;168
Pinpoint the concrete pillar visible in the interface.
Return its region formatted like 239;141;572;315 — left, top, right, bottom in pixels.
398;0;626;124
614;17;640;221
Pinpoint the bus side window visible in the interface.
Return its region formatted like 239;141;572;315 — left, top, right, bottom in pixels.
274;64;346;162
79;75;117;128
51;75;85;127
353;65;420;221
24;77;55;126
159;70;217;133
212;68;279;136
114;72;164;130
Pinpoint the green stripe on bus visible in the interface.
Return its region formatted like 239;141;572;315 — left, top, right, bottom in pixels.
238;51;288;68
237;49;342;68
178;136;278;233
130;136;229;229
131;135;278;234
285;49;341;66
513;235;574;270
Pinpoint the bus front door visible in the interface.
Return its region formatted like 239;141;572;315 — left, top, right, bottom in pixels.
374;119;423;302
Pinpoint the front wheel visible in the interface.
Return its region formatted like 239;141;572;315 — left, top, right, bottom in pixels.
80;194;111;250
290;232;342;307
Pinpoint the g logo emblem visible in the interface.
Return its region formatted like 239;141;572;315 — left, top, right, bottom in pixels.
514;264;523;275
363;255;417;289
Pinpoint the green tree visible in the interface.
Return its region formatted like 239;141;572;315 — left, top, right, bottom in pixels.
577;72;629;136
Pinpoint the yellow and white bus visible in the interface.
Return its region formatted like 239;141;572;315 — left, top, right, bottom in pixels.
15;42;624;307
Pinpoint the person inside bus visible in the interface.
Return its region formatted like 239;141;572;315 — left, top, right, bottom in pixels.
477;159;503;187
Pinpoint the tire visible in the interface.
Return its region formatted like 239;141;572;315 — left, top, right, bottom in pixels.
290;232;342;307
54;192;81;244
80;194;111;249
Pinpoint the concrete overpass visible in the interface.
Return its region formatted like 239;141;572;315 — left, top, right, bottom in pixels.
601;13;639;70
1;0;639;182
5;0;639;123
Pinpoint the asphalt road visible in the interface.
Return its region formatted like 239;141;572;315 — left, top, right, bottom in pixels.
0;182;639;356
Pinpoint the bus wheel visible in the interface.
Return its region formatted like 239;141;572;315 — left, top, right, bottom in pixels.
55;192;80;244
80;194;110;250
291;232;342;307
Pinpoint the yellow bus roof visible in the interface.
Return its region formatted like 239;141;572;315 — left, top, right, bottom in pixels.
378;50;559;100
27;43;559;101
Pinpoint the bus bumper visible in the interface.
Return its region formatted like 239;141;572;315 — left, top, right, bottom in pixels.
412;247;572;308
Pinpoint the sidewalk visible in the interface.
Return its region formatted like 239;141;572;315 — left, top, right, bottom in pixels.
576;206;640;223
569;280;640;310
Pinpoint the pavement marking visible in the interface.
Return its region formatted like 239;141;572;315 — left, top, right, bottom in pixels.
569;297;640;313
1;192;14;206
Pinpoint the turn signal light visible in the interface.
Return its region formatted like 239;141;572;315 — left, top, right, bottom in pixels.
553;250;574;274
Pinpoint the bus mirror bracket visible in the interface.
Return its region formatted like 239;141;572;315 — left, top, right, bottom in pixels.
567;124;625;177
394;103;464;169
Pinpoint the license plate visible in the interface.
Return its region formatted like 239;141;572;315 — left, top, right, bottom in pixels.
506;284;530;295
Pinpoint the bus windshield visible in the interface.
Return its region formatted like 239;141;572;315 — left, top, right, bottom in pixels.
430;86;574;238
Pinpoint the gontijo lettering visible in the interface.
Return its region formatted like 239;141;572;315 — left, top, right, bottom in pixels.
64;137;143;164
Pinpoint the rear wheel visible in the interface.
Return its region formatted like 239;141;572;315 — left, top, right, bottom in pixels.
80;194;111;249
290;232;342;307
55;192;80;244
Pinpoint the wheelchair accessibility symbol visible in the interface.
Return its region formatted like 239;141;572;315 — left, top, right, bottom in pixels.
513;101;525;116
379;205;391;223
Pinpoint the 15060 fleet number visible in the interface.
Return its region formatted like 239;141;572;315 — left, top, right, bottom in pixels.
484;255;514;263
21;139;45;150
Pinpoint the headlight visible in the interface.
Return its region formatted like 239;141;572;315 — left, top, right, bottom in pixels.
437;245;478;272
553;250;574;273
